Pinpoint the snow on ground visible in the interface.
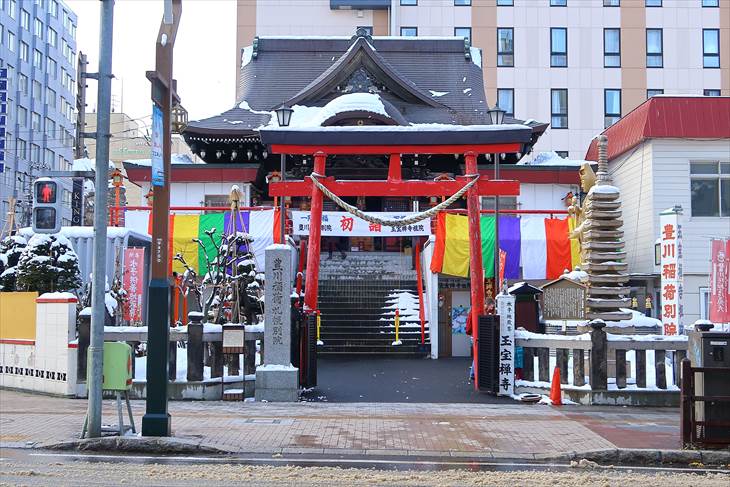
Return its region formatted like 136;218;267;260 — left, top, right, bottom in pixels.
134;346;262;383
380;290;424;329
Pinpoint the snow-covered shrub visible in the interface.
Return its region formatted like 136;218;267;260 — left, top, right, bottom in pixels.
16;234;82;294
0;235;28;291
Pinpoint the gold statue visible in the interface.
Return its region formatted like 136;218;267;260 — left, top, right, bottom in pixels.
568;163;597;264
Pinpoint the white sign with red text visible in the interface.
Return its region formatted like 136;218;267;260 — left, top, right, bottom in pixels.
659;209;683;335
123;248;145;323
292;211;432;237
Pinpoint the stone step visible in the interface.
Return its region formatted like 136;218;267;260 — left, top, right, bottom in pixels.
584;219;624;229
584;230;624;239
583;262;628;272
587;273;629;284
586;311;633;321
587;286;631;296
587;297;632;308
586;200;621;211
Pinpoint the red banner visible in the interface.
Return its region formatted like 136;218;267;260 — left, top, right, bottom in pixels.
123;248;145;323
499;249;507;289
709;239;730;323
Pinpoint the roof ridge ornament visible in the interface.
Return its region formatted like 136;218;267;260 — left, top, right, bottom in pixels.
352;27;373;43
252;37;259;61
463;38;471;61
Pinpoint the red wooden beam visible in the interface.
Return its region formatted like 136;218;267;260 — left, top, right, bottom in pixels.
270;143;522;156
269;179;520;197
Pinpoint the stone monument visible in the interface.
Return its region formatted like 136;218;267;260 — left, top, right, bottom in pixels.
570;135;631;322
255;244;299;402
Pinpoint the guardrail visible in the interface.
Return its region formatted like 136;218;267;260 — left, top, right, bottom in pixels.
514;321;688;405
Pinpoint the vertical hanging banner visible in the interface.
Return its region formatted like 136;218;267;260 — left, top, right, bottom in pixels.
496;291;516;396
71;178;84;225
0;67;7;173
150;104;164;186
709;239;730;323
659;208;683;335
123;248;145;323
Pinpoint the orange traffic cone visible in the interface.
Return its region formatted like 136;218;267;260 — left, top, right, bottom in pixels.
550;366;562;406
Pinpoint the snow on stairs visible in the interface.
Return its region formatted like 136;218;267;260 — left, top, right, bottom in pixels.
316;252;429;355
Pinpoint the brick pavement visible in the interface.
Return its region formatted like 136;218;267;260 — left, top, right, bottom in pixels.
0;390;679;458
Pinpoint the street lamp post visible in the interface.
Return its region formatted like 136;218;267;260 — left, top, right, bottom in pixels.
275;106;293;243
487;105;506;294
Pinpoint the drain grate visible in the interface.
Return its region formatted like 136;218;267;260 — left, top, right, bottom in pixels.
240;418;294;425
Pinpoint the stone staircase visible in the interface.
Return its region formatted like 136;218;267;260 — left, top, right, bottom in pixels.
316;252;429;355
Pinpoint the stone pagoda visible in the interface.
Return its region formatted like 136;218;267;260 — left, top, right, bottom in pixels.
580;135;631;321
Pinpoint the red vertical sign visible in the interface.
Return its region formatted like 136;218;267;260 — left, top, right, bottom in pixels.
709;239;730;323
123;248;145;323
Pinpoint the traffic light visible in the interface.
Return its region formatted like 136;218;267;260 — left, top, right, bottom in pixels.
32;178;62;234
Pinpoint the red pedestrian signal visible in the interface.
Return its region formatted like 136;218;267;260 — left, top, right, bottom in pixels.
36;181;57;204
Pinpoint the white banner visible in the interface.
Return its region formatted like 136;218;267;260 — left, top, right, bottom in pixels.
496;292;516;397
292;211;431;237
659;209;683;335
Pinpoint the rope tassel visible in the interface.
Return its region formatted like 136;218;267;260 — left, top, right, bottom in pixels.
308;173;480;227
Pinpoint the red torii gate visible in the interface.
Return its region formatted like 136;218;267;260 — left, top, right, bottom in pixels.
267;140;523;388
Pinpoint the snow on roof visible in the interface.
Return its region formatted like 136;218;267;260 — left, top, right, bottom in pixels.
124;154;195;167
589;184;620;195
265;121;531;132
469;47;482;68
429;90;449;98
73;157;115;171
517;151;589;167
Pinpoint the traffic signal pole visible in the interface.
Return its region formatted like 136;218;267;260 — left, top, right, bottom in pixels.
86;0;115;438
142;0;181;437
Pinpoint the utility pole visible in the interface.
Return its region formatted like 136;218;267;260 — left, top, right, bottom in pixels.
86;0;115;439
142;0;181;437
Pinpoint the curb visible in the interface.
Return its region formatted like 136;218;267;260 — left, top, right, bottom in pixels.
42;437;232;455
556;448;730;467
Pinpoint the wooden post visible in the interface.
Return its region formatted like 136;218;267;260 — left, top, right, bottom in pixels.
523;347;534;381
537;348;550;382
616;349;627;389
556;349;569;384
680;358;693;448
589;320;608;390
464;152;485;390
636;350;647;388
210;341;223;379
573;349;585;386
244;337;256;376
655;349;667;389
168;341;177;381
304;152;327;312
674;349;687;387
186;313;204;382
77;312;91;382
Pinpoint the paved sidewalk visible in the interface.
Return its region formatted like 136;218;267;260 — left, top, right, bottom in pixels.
0;390;680;458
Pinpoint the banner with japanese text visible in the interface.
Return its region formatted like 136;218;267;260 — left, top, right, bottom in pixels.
496;292;515;396
123;248;145;323
659;210;683;335
709;238;730;323
292;211;431;237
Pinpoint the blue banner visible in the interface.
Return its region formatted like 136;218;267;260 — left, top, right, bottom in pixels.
151;104;164;186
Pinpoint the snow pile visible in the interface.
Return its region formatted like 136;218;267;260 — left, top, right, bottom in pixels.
289;93;389;128
72;158;115;172
381;290;422;328
562;268;588;283
429;90;448;97
469;46;482;68
38;291;77;300
603;309;661;329
517;151;590;167
124;153;195;167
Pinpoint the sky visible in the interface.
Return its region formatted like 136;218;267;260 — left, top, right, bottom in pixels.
66;0;237;131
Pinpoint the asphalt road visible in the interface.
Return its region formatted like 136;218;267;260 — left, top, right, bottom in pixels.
302;356;509;403
1;448;728;486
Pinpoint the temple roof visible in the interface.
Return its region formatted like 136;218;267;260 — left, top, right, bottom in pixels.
184;34;547;141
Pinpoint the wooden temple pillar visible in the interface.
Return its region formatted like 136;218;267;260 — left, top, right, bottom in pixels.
464;151;485;389
304;152;327;311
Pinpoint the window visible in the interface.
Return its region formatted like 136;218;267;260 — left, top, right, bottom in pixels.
9;0;15;18
454;27;471;43
46;118;55;138
551;28;567;67
50;0;58;16
46;87;56;107
48;27;57;47
604;29;620;67
690;162;730;217
497;28;514;67
647;89;664;98
32;80;41;97
604;0;619;5
30;144;40;164
33;49;43;70
556;151;569;158
646;29;663;67
47;57;57;78
7;31;14;52
356;26;373;36
400;0;417;5
20;9;29;30
699;287;710;321
16;139;26;159
646;0;661;5
34;18;42;38
604;89;621;128
45;149;54;167
400;27;417;37
702;0;718;6
482;197;517;210
19;41;29;62
497;89;514;116
454;0;471;5
19;73;28;95
62;189;72;208
704;89;721;96
551;0;567;5
497;0;513;5
16;106;27;126
551;89;568;129
31;112;40;131
703;29;720;68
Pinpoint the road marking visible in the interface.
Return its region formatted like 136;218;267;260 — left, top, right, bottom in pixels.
27;452;730;474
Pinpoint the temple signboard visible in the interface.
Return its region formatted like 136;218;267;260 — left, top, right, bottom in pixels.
541;277;587;320
292;211;431;237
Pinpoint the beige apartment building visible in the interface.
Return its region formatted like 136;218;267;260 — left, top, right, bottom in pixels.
236;0;729;159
